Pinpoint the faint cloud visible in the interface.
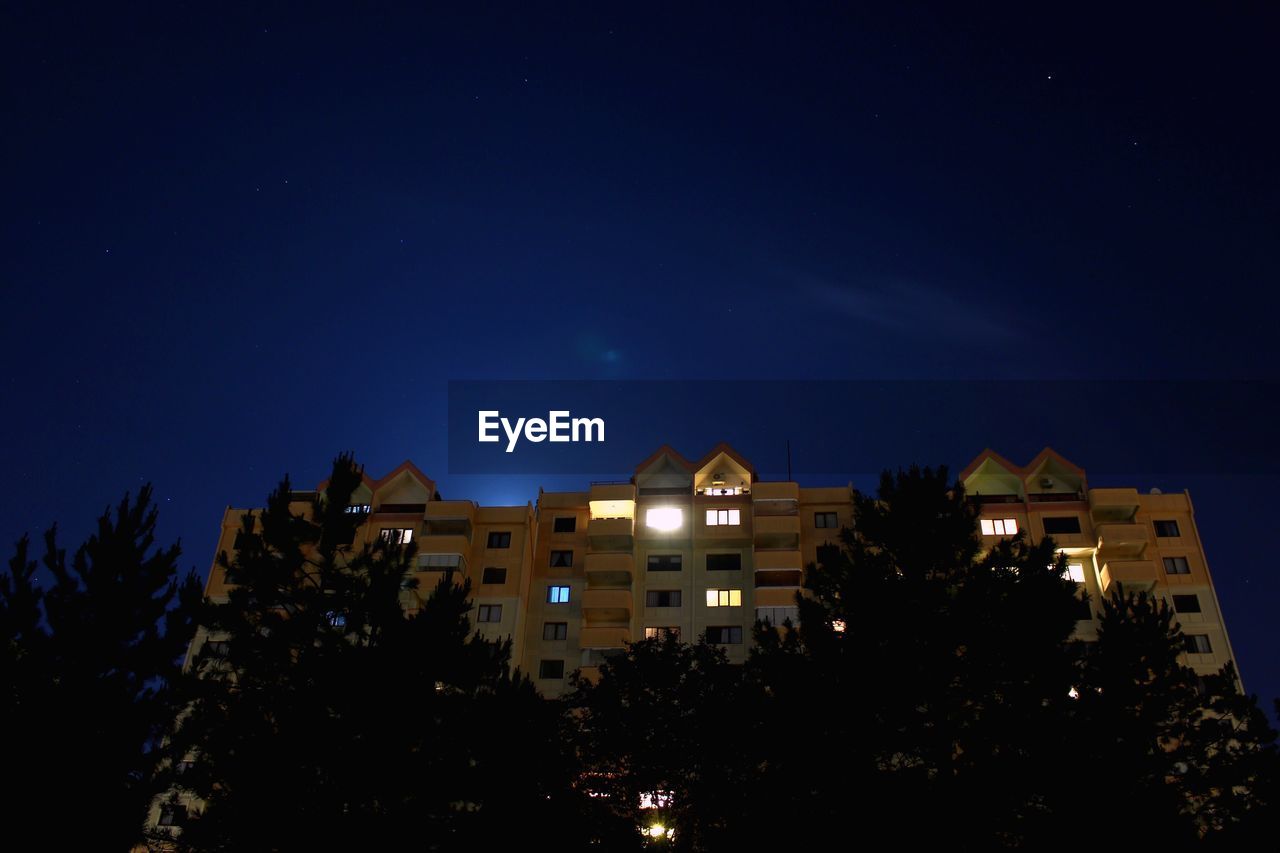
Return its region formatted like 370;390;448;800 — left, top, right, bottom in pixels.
794;273;1022;342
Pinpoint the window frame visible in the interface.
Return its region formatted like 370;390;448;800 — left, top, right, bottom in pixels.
477;603;502;623
553;516;577;533
481;566;507;584
814;511;838;529
547;585;571;604
486;530;512;549
705;508;742;526
543;621;568;640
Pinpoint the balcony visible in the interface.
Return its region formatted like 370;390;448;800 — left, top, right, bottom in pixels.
1095;522;1148;558
752;481;799;504
754;549;802;572
585;552;634;574
579;626;631;648
754;514;801;548
1089;488;1141;523
1099;559;1158;596
755;587;799;608
425;500;477;522
583;587;632;624
756;569;803;588
587;516;634;551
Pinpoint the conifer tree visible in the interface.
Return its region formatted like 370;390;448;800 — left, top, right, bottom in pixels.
1;487;202;849
158;454;582;851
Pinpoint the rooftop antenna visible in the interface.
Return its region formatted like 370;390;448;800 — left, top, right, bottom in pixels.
786;439;792;482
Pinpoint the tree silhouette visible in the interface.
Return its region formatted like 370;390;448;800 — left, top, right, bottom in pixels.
1;486;202;849
156;454;582;851
748;465;1087;847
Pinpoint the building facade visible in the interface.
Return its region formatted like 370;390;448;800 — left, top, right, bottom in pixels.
197;444;1240;698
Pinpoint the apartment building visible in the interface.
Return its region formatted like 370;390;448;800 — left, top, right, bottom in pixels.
197;445;1239;698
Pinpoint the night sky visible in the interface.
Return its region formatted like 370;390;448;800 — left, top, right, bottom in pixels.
3;6;1278;709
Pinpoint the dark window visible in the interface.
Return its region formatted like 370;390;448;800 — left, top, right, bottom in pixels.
550;549;574;567
815;511;838;528
1173;594;1201;613
1185;634;1212;654
1163;556;1191;575
1154;520;1181;537
706;625;744;644
482;567;507;584
203;641;229;658
1043;516;1082;534
706;553;741;572
548;585;570;604
539;659;565;679
645;590;682;607
379;503;426;514
647;554;683;572
553;516;577;533
487;531;512;548
543;622;568;640
477;604;502;623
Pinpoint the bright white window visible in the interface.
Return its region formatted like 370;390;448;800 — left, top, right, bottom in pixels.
645;507;683;531
700;486;743;496
380;527;413;544
980;518;1018;536
705;508;741;526
548;585;570;604
705;588;742;607
1063;563;1086;583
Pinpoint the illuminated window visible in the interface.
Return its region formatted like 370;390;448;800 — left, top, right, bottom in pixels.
705;589;742;607
344;504;371;514
705;508;741;526
380;527;413;544
706;625;743;644
1185;634;1212;654
1062;563;1086;583
548;585;570;604
539;659;565;679
700;486;743;496
645;590;682;607
326;611;346;628
543;621;568;640
644;627;680;639
980;518;1018;536
1043;516;1081;534
1163;556;1191;575
553;516;577;533
477;604;502;623
646;507;684;531
1173;594;1201;613
814;511;838;528
1154;519;1181;537
487;531;512;548
831;619;846;633
706;553;741;571
550;549;574;567
647;554;682;572
481;567;506;584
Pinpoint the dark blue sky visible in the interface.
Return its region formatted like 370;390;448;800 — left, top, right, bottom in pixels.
3;5;1277;706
